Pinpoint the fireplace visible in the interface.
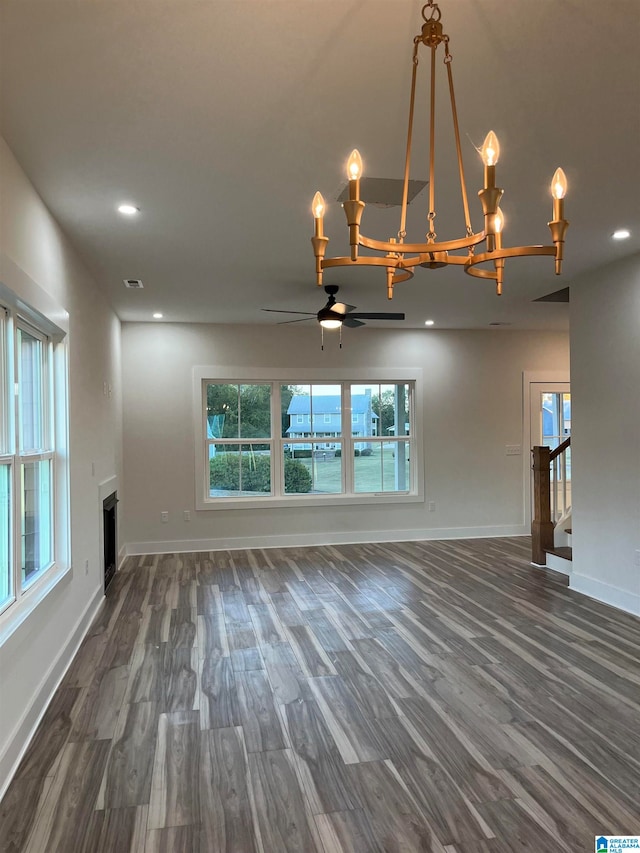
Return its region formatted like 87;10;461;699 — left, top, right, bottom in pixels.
102;491;118;592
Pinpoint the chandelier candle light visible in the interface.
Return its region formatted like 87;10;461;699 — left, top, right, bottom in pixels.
311;0;569;298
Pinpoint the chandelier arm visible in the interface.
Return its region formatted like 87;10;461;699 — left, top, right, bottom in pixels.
444;43;473;235
358;230;484;254
428;43;437;235
464;266;498;281
392;269;414;285
321;251;475;275
399;40;421;241
321;256;411;270
464;245;558;271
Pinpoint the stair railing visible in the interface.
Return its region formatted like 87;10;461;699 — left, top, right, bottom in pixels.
531;437;571;565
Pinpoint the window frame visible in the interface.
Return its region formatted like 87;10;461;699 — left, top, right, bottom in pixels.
0;273;70;642
16;320;56;587
193;367;423;510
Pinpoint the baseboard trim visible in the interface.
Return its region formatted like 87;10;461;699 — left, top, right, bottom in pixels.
570;574;640;617
125;524;529;556
0;585;105;800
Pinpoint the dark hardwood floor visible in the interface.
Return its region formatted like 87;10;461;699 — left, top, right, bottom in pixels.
1;537;639;852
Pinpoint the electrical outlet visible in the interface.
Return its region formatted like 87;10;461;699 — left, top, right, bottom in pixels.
428;501;436;512
184;510;191;522
161;511;169;523
84;559;89;575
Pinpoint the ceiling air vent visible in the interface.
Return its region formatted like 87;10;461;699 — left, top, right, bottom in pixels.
123;278;144;289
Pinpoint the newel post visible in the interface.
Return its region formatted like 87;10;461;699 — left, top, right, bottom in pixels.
531;446;554;565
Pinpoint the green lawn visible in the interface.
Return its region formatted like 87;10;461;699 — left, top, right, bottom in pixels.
294;446;410;493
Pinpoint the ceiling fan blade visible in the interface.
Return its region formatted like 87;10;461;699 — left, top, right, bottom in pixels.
334;302;356;314
277;317;315;325
349;312;405;321
342;317;366;328
261;308;316;316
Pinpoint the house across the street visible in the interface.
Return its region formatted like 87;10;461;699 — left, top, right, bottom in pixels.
286;393;377;450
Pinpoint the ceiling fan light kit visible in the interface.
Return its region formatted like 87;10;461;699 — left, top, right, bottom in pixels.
262;284;405;345
311;0;569;299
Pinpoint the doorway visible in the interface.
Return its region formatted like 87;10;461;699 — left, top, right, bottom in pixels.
529;381;571;527
523;374;570;529
530;383;571;451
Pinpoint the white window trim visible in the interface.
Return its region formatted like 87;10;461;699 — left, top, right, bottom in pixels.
0;258;70;645
193;366;423;511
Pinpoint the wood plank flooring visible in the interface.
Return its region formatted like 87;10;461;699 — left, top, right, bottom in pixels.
1;537;639;852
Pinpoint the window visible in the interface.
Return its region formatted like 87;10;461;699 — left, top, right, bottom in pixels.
195;370;421;509
18;326;53;584
351;383;411;493
206;383;272;498
0;292;68;624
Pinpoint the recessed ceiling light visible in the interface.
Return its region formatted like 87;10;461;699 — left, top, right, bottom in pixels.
152;312;163;319
612;229;630;240
424;319;435;326
117;203;139;216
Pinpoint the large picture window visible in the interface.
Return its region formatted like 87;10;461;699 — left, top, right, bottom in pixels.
196;372;421;508
0;295;68;623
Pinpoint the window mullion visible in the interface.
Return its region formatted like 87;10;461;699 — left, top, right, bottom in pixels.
343;382;352;494
272;382;282;498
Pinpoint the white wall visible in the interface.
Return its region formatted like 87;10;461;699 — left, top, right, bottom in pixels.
122;321;568;552
0;137;123;792
570;252;640;615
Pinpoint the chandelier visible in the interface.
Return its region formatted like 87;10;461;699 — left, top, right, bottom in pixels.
311;0;569;299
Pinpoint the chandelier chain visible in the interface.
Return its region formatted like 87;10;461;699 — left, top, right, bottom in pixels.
427;210;436;243
422;2;441;23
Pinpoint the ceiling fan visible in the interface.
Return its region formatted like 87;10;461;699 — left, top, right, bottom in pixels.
262;285;405;329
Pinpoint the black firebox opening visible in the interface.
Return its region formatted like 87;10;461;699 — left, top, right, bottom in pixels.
103;491;118;592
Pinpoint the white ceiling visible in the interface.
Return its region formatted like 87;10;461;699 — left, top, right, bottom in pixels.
1;1;639;330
